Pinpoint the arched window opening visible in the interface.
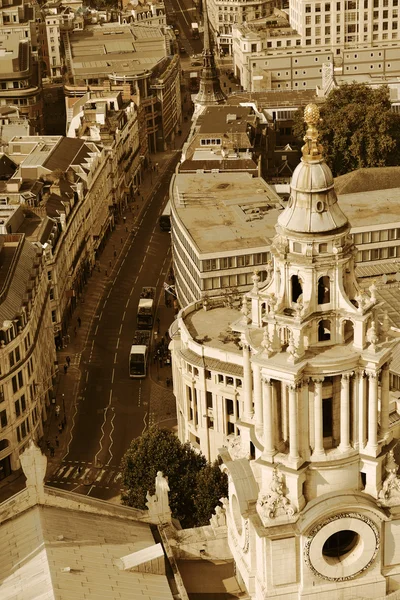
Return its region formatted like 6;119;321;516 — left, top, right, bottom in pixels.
291;275;303;303
318;275;330;304
318;319;331;342
343;320;354;343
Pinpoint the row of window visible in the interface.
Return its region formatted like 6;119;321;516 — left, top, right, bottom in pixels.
187;362;243;388
203;271;268;291
356;245;400;262
353;228;400;244
202;252;270;272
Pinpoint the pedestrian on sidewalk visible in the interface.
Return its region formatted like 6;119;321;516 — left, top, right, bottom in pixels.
66;356;71;366
78;316;81;327
50;446;55;457
58;423;63;434
78;466;82;474
63;363;68;374
46;440;51;450
55;405;60;418
55;436;59;448
123;216;126;224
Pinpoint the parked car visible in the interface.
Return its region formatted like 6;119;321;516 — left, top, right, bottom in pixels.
191;61;202;66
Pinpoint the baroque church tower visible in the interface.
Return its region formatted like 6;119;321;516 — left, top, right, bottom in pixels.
193;0;226;116
223;104;400;598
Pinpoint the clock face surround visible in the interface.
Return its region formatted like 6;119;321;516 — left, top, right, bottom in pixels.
304;513;380;582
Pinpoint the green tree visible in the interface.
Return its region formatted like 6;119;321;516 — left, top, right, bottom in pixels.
193;459;228;526
292;84;400;176
121;426;227;528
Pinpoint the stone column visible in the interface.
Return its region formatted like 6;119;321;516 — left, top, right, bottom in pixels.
312;377;325;456
288;384;299;460
358;370;366;450
253;363;262;427
262;377;274;456
242;341;253;420
367;370;379;452
380;363;390;441
339;372;352;452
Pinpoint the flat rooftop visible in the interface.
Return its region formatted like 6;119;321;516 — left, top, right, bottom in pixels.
338;187;400;230
197;105;255;135
68;24;166;77
172;172;284;255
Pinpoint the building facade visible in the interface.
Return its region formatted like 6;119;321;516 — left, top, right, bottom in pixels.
0;31;43;134
0;233;55;479
67;91;147;213
170;104;400;598
7;135;112;345
63;24;182;152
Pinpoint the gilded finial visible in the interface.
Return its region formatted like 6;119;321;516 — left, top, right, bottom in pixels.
302;103;323;162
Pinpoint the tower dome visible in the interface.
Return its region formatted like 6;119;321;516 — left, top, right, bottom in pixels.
278;103;348;234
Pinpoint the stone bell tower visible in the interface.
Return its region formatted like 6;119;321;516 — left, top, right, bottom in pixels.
193;0;226;116
223;104;400;599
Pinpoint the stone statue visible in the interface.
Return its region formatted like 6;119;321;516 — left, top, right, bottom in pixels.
19;440;47;503
379;449;400;506
155;471;170;515
210;504;226;529
367;320;379;352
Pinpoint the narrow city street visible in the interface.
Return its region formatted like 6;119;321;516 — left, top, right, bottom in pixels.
44;152;181;501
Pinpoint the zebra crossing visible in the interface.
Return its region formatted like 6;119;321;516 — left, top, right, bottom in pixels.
47;461;123;490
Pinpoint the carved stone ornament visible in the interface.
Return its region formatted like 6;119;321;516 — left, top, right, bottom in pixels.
261;328;273;357
367;320;379;352
240;295;250;322
251;270;260;294
257;466;296;524
378;449;400;506
227;435;249;460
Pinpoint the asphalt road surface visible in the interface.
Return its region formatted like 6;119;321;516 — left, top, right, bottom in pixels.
48;153;180;499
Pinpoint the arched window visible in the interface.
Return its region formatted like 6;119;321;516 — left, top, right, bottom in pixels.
291;275;303;303
318;319;331;341
343;319;354;343
318;275;330;304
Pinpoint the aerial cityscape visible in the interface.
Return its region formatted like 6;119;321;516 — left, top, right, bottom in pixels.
0;0;400;598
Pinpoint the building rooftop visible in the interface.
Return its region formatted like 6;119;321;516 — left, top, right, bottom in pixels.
67;24;166;78
335;166;400;196
196;105;256;136
0;503;174;600
225;89;320;109
172;172;284;255
338;186;400;230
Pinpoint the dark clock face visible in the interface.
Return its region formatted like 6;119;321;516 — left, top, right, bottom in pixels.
304;513;379;581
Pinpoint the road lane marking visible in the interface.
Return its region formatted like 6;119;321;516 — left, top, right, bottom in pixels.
99;311;103;321
86;371;89;383
138;264;143;272
119;324;123;335
111;368;115;383
125;299;130;308
142;411;147;433
106;409;116;467
122;311;126;321
95;324;98;335
116;338;120;349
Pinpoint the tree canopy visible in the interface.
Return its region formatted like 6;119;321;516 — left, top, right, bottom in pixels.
121;426;228;528
293;83;400;176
